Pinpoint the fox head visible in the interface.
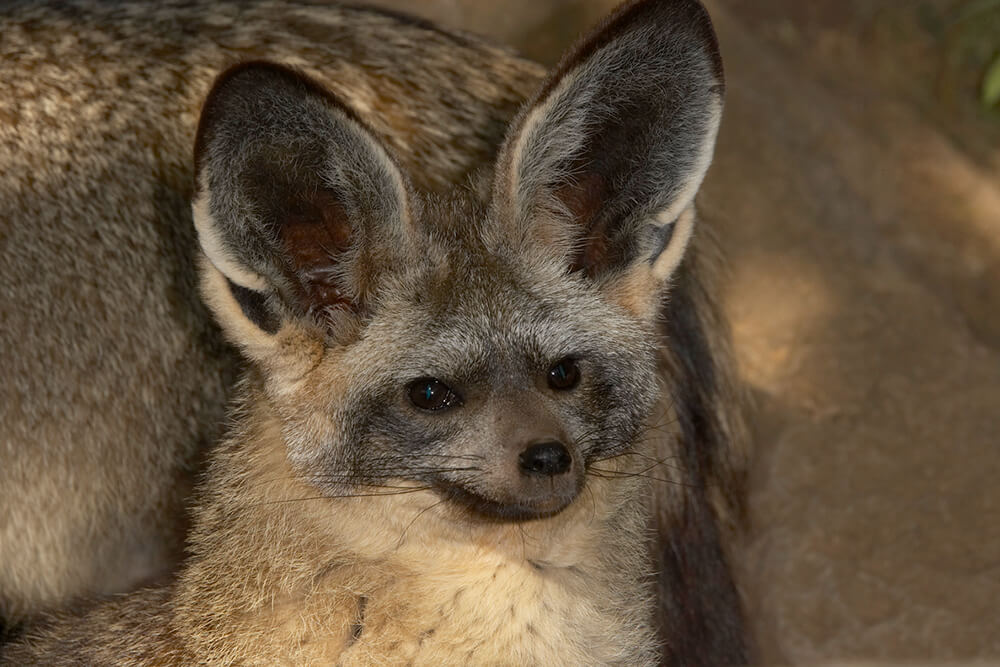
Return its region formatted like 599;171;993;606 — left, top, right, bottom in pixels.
192;0;722;523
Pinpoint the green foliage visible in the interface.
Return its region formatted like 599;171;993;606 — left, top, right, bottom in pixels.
955;0;1000;22
984;55;1000;107
955;0;1000;108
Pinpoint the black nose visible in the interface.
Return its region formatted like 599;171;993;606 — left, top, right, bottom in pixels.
518;441;572;477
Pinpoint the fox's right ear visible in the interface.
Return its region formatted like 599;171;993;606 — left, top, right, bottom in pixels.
192;62;412;362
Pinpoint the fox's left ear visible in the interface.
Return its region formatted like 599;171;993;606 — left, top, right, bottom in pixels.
491;0;723;318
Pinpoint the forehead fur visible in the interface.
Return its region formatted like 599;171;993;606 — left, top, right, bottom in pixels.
356;192;655;379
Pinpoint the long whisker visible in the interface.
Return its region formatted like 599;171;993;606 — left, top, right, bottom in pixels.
586;466;694;489
247;485;436;508
253;463;484;488
395;498;450;549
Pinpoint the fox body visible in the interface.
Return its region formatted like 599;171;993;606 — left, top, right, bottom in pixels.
1;0;748;664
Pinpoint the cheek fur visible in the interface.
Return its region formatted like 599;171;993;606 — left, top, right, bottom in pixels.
574;355;660;461
335;397;466;487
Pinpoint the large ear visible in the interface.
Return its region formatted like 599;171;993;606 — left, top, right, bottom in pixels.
192;62;412;359
491;0;723;316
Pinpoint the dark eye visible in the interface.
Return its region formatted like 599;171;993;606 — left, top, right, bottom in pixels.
547;358;581;391
407;377;463;411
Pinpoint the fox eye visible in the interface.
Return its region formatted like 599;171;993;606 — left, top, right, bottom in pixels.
408;378;463;411
547;358;581;391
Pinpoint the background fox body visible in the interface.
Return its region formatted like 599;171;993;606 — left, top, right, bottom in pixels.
1;0;748;663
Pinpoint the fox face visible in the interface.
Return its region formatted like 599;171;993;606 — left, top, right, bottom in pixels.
275;200;661;520
194;0;722;525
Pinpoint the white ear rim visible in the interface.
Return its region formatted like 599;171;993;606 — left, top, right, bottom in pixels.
192;168;269;293
649;96;722;281
653;97;722;239
502;68;589;231
651;205;697;282
197;253;277;355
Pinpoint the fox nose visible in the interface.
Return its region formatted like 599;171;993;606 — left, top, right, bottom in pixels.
518;441;572;477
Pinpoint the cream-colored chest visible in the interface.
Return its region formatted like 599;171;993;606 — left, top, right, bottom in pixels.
335;554;648;666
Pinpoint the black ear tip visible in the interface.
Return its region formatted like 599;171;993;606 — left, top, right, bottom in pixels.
194;62;299;172
193;60;377;183
205;61;346;108
557;0;723;91
618;0;722;79
210;60;298;88
193;61;333;181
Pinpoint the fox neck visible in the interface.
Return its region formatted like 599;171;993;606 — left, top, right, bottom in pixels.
174;382;657;663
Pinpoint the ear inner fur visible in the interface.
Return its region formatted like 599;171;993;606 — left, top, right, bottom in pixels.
262;183;355;313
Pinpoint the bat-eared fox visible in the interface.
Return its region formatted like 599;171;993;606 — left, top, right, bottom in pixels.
1;0;749;663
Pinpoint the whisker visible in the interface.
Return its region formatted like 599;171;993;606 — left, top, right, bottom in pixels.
586;467;694;489
253;465;484;487
589;448;684;473
247;486;435;508
395;497;450;549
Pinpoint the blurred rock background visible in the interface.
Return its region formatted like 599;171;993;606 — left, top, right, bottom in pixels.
371;1;1000;664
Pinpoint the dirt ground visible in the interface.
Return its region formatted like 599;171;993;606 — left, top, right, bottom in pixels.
371;1;1000;664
